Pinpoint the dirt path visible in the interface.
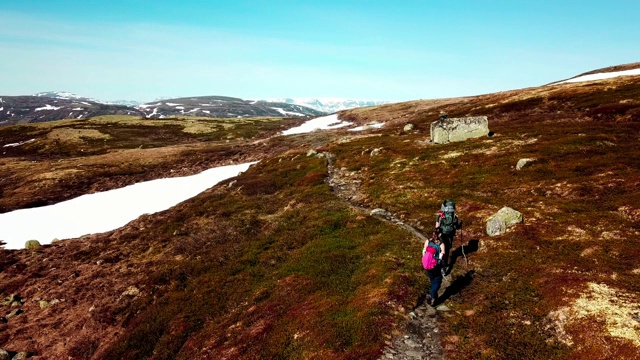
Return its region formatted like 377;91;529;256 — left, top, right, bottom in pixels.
324;153;447;360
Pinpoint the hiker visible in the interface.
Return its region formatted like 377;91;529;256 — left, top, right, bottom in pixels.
435;199;462;273
422;231;446;306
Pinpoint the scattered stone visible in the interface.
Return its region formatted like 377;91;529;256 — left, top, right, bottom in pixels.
121;286;140;297
0;349;9;360
0;317;7;324
436;304;450;312
486;207;523;236
370;208;392;218
39;301;50;309
370;148;383;156
2;294;22;307
6;308;23;319
405;350;422;358
306;149;317;157
24;240;41;250
403;124;415;132
516;158;536;170
51;238;60;243
12;352;28;360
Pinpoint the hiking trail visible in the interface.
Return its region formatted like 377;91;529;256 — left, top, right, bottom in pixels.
324;152;446;360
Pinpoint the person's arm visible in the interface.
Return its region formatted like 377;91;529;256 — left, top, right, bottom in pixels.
439;243;445;263
422;239;429;255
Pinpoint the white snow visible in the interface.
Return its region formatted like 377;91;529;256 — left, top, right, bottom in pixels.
72;107;84;110
202;110;210;114
3;139;36;148
35;104;62;111
270;107;306;117
0;162;256;250
138;102;162;109
348;123;384;131
282;114;352;135
556;68;640;84
166;102;182;106
147;107;159;118
0;107;3;112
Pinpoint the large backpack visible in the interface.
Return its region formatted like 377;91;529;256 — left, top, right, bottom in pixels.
422;242;441;270
439;199;458;235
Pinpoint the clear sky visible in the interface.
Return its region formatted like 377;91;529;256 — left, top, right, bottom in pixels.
1;0;639;102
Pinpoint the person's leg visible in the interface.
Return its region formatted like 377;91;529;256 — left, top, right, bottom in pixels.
428;269;442;305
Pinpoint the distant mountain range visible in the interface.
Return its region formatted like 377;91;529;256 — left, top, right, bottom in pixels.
0;92;390;126
264;98;392;114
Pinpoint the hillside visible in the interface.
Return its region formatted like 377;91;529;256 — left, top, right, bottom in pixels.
1;64;640;359
0;94;325;127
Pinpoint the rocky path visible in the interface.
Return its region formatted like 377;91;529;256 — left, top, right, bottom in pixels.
323;152;447;360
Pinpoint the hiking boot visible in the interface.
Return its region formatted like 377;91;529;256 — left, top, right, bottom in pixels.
429;297;437;307
425;294;432;306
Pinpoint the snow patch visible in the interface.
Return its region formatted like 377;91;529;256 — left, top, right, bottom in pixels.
72;107;84;110
3;139;36;148
270;107;306;117
348;123;384;131
282;114;352;135
35;104;62;111
166;102;182;106
138;102;162;109
556;68;640;84
0;162;257;250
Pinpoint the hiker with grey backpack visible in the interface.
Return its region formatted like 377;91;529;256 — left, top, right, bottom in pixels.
435;199;462;275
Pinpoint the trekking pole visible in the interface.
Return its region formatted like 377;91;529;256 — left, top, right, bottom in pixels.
460;226;468;266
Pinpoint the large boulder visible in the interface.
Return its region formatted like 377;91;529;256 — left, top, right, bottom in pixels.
430;116;489;144
486;207;523;236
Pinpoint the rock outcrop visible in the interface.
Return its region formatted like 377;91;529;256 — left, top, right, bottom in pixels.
486;207;523;236
430;116;489;144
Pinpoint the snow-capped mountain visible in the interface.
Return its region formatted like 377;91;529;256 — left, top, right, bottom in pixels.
267;98;392;113
35;91;100;103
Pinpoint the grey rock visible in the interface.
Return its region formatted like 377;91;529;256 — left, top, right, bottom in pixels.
405;350;423;358
403;123;415;132
370;208;391;218
306;149;317;157
431;116;489;144
370;148;383;156
6;308;23;319
0;349;10;360
516;158;535;170
486;207;523;236
24;239;41;250
11;352;28;360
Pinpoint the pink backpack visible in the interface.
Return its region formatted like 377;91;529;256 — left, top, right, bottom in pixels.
422;243;439;270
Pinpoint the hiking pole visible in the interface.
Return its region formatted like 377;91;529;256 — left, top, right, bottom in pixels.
460;226;468;266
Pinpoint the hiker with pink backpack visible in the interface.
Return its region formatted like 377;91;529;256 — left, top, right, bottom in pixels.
421;230;446;306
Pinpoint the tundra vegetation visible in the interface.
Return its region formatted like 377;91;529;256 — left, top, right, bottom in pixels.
1;68;640;359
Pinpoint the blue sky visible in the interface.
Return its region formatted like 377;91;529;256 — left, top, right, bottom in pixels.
1;0;639;102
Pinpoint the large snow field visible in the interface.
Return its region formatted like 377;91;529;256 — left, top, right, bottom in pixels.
0;162;256;250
